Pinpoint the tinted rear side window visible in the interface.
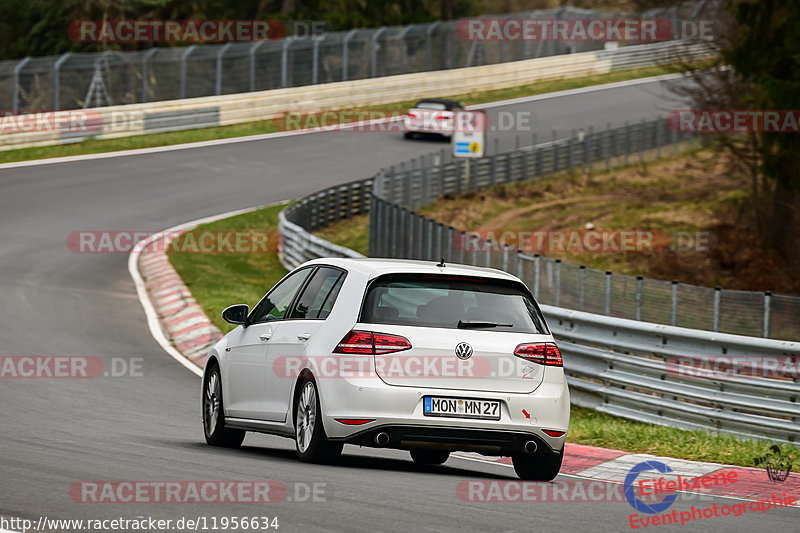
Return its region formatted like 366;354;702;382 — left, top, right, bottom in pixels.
360;274;548;334
290;267;345;319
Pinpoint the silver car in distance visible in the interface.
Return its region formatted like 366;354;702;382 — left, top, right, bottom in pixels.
202;258;569;480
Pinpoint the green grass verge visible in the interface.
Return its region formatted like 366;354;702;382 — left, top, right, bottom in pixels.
0;62;703;165
167;202;289;335
169;202;799;469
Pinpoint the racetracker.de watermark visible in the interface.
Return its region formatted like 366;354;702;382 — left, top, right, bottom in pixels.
69;481;327;503
456;479;720;503
68;20;292;43
0;356;143;378
455;19;714;42
667;110;800;133
67;230;278;254
453;230;714;254
272;354;553;380
666;356;800;380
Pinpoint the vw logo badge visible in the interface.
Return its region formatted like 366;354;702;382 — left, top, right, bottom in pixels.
455;342;473;360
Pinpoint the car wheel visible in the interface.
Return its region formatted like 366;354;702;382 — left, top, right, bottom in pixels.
295;378;343;463
410;450;450;465
404;132;414;139
203;364;245;448
512;448;563;481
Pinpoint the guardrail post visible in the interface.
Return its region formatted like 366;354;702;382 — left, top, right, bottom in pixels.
502;244;509;272
180;46;196;99
516;251;523;278
447;227;456;262
605;123;612;170
551;129;557;173
605;271;612;315
639;118;646;163
636;275;643;321
484;239;492;267
713;286;721;332
554;259;562;306
391;204;399;258
671;280;678;326
371;27;386;78
281;37;296;88
579;265;586;311
437;223;445;261
12;57;31;112
54;52;71;110
533;254;540;300
763;291;772;338
427;218;435;261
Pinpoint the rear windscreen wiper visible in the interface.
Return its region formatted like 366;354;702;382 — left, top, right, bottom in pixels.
457;320;513;329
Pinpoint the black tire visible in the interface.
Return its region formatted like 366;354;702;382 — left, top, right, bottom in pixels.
294;378;343;463
512;449;563;480
203;364;245;448
410;450;450;465
404;132;414;139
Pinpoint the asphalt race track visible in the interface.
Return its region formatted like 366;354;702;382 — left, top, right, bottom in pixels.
1;77;796;532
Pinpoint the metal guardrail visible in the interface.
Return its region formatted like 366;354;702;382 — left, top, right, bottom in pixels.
368;120;800;342
278;120;800;442
1;3;700;113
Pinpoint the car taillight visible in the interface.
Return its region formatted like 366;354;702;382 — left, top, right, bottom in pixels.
333;330;411;355
409;111;418;119
514;343;563;367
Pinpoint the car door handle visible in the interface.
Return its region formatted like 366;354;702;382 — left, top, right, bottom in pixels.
297;333;311;341
259;333;272;341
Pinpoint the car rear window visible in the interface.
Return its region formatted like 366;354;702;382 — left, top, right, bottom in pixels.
360;274;548;334
415;101;447;110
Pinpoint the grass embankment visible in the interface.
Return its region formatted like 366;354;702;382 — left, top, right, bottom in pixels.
0;62;697;165
168;201;798;470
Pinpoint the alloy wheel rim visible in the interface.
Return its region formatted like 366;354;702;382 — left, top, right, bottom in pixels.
296;382;317;453
204;371;220;435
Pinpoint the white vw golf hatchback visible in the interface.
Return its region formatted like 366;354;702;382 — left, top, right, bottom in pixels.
202;258;569;480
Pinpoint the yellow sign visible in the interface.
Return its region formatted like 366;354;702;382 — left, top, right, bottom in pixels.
469;142;481;153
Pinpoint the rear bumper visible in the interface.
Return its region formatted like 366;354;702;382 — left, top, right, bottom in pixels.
317;369;569;455
334;424;560;455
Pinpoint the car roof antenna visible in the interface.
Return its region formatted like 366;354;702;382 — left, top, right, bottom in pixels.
436;258;446;268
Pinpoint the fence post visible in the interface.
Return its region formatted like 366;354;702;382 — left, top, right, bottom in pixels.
484;239;492;267
180;45;196;99
636;275;643;321
604;271;612;315
447;227;455;262
569;128;575;170
554;259;561;306
516;251;523;278
471;235;478;266
551;129;558;173
605;122;612;170
216;43;232;95
639;118;646;163
713;286;721;332
624;121;631;165
142;49;157;102
281;37;296;88
342;29;357;81
502;244;509;272
12;57;31;113
585;126;592;169
249;41;265;92
54;52;71;110
371;27;387;78
425;22;440;71
763;291;772;338
671;280;678;326
579;265;586;311
427;219;434;261
655;115;662;158
533;254;541;300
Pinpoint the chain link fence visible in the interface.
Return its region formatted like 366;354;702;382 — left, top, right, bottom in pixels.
363;119;800;341
0;2;711;113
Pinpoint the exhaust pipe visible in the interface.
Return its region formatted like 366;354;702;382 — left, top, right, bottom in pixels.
523;440;538;454
374;432;390;446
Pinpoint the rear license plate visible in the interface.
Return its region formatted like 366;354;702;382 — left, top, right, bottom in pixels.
423;396;501;420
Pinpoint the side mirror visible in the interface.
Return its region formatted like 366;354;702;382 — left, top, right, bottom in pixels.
222;304;249;325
